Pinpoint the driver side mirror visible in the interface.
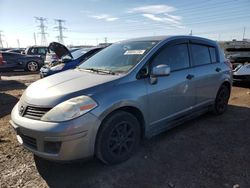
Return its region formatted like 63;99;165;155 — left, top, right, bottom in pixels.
150;64;170;85
151;64;170;77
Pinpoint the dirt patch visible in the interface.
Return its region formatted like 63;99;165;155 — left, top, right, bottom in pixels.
0;75;250;188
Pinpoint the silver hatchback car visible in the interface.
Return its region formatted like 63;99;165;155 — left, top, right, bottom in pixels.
10;36;232;164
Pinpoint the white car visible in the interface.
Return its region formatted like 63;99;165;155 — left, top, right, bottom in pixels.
233;63;250;82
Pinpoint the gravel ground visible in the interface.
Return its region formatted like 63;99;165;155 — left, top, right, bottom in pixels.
0;73;250;188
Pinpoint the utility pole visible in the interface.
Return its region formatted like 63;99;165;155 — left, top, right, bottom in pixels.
35;17;48;46
17;39;20;48
0;31;4;48
33;32;37;45
243;27;246;40
189;30;193;36
54;19;66;44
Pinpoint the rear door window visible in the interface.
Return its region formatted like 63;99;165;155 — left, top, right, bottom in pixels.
151;43;190;71
38;47;47;55
190;44;211;66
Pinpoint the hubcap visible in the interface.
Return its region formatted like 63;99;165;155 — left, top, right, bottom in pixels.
108;122;134;156
28;62;38;72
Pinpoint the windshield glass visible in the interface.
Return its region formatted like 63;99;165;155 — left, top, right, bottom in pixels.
78;41;158;73
62;48;88;60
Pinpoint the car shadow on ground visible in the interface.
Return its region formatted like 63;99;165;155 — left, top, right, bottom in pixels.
0;80;27;92
233;81;250;89
1;71;39;76
0;93;19;118
34;105;250;188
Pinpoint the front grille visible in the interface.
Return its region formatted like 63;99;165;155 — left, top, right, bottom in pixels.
23;106;51;120
20;133;37;150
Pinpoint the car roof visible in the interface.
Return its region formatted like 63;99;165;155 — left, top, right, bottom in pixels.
77;46;104;52
26;46;47;48
123;35;216;44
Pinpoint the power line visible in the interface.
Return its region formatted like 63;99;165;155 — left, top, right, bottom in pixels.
54;19;66;44
35;17;48;46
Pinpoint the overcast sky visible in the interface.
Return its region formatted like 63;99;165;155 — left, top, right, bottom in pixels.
0;0;249;47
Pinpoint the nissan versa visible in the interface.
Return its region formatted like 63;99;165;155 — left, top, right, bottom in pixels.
10;36;232;164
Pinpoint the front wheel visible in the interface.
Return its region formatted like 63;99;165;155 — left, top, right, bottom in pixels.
96;111;141;165
26;61;39;72
213;85;230;115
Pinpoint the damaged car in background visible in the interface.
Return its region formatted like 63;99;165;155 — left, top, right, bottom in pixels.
40;42;105;77
224;40;250;82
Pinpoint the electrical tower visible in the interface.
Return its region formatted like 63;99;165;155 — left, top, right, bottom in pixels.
0;31;4;48
35;17;48;46
54;19;66;44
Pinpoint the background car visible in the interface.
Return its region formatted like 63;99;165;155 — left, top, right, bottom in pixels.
233;63;250;82
6;48;25;54
24;46;48;60
40;42;104;77
0;51;44;72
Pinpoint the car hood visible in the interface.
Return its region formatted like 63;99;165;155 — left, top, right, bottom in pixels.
23;69;121;106
48;42;72;59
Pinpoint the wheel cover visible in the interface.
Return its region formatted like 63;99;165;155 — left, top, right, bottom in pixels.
28;62;38;71
108;121;135;156
216;89;228;112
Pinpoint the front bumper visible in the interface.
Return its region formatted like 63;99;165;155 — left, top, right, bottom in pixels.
40;67;52;78
10;104;101;161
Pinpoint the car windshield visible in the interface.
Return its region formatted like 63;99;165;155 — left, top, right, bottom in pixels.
62;49;89;60
78;41;158;73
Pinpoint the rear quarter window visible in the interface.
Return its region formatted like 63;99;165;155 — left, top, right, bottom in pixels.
209;47;217;63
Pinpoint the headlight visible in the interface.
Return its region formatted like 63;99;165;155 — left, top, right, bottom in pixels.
50;63;65;71
41;96;98;122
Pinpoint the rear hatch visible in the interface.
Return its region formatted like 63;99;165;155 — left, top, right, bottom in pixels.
48;42;72;59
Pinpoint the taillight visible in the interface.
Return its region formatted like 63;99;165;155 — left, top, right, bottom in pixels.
0;53;3;65
224;59;232;70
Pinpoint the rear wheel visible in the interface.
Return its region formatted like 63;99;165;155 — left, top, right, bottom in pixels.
96;111;141;165
213;85;230;115
26;61;39;72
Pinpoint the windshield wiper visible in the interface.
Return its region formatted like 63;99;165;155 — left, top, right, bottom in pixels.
84;68;116;75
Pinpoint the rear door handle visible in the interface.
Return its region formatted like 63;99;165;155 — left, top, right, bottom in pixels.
186;74;194;80
215;67;221;72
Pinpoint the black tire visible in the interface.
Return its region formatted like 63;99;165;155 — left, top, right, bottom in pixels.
213;85;230;115
96;111;141;165
26;61;39;72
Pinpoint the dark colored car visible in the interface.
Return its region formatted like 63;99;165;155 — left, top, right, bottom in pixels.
6;48;25;54
0;48;12;52
40;42;104;77
24;46;48;60
0;52;44;72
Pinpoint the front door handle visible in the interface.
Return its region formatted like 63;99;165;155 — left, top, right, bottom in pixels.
215;67;221;72
186;74;194;80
